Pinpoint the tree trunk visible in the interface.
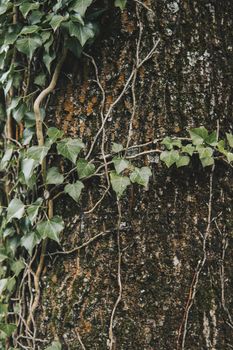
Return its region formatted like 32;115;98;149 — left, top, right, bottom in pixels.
37;1;233;349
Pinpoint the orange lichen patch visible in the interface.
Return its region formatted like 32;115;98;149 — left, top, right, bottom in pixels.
79;120;85;137
79;80;89;104
105;95;113;110
116;73;125;91
121;11;135;34
139;66;145;81
174;126;181;133
86;101;94;116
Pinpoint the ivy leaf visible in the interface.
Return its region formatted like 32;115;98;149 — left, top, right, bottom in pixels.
36;216;64;243
200;157;214;167
76;159;95;179
227;152;233;163
182;144;195;156
113;157;129;174
46;167;64;185
196;146;213;159
64;181;84;202
217;140;227;155
29;10;44;24
226;133;233;148
114;0;127;10
47;127;64;142
0;323;17;338
20;232;40;256
57;138;84;163
27;145;50;164
160;150;179;168
12;102;27;123
112;142;123;153
19;2;40;18
50;15;68;32
45;341;62;350
0;3;12;16
161;137;181;150
205;131;217;146
69;0;93;17
20;25;39;35
43;50;56;73
10;260;25;277
130;166;152;187
189;127;208;145
0;147;13;171
176;155;190;168
110;172;130;198
26;198;43;223
0;279;8;295
22;158;37;184
34;73;46;87
7;198;25;223
16;35;42;60
66;21;95;46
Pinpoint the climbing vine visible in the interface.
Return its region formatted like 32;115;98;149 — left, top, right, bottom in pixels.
0;0;233;349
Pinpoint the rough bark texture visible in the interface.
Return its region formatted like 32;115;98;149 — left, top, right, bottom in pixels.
37;1;233;349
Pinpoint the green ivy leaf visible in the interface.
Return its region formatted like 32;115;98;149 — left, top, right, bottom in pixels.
16;35;42;60
111;157;128;174
19;2;40;18
226;152;233;163
110;172;130;198
0;147;13;171
196;146;213;159
43;50;56;73
0;323;17;337
161;137;181;150
182;144;195;156
205;131;217;146
112;142;123;153
226;133;233;148
22;158;37;184
76;159;95;179
57;138;84;163
36;216;64;243
176;155;190;168
189;127;208;145
7;198;25;222
10;260;24;277
65;21;95;46
34;73;46;87
64;181;84;202
20;25;39;35
47;127;64;142
29;10;44;24
45;341;62;350
20;232;40;256
46;167;64;185
26;198;43;223
200;157;214;167
217;140;227;155
0;279;8;295
69;0;93;17
50;15;68;32
160;150;179;168
130;166;152;187
114;0;127;10
27;145;50;164
12;102;27;123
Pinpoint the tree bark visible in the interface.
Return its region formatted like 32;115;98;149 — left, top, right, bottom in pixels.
37;1;233;349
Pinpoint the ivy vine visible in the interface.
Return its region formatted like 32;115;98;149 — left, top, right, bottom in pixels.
0;0;232;349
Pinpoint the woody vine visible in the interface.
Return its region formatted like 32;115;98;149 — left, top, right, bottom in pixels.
0;0;232;349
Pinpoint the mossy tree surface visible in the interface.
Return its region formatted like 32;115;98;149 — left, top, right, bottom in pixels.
37;1;233;349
